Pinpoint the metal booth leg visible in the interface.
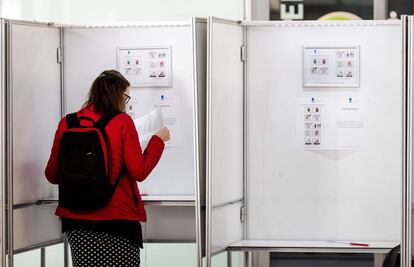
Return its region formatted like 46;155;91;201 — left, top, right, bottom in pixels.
251;251;270;267
63;234;70;267
40;247;46;267
227;250;232;267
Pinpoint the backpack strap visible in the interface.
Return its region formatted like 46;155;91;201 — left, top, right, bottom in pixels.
113;165;139;205
96;113;138;204
113;165;125;192
66;112;80;128
94;112;121;143
382;245;400;267
95;112;121;129
129;174;139;204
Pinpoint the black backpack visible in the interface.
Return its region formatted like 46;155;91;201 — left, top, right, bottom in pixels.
382;244;414;267
57;112;123;211
382;245;401;267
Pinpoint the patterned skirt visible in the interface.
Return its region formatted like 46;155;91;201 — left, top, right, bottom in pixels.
66;229;140;267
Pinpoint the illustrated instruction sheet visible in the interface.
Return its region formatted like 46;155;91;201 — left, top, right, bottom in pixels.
117;47;172;87
297;96;365;150
303;46;359;87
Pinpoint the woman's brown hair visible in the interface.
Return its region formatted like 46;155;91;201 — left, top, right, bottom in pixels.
84;70;130;115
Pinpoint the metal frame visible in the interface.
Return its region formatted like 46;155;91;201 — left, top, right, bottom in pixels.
402;14;413;267
206;16;213;267
402;15;408;267
212;198;243;209
242;17;248;242
5;19;55;28
13;239;63;255
192;16;207;267
6;18;14;267
0;18;6;267
192;16;202;267
209;16;242;26
228;244;398;254
60;27;65;117
242;19;249;267
61;21;192;29
241;19;401;27
60;26;69;267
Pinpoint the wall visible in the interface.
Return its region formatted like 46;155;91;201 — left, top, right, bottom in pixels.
0;0;245;24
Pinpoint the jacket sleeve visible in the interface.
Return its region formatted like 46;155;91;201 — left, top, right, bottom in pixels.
45;117;67;185
122;116;165;182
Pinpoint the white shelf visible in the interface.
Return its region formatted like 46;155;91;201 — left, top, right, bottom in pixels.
37;195;196;207
227;240;398;253
141;195;196;206
141;194;195;201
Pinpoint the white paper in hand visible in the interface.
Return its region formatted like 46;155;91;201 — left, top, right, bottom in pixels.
133;107;163;149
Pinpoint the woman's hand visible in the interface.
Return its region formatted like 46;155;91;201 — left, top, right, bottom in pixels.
155;127;170;142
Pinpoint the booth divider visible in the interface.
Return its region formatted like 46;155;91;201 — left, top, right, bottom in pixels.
1;18;207;267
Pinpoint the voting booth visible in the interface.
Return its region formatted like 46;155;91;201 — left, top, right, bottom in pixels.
0;18;207;267
2;15;414;267
206;17;410;266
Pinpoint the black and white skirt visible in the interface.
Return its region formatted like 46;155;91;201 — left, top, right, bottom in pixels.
66;229;140;267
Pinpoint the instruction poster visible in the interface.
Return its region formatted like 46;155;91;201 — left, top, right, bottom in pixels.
117;47;172;88
127;91;181;148
303;46;359;88
297;96;365;150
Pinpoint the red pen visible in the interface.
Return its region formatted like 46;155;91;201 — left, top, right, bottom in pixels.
328;241;370;247
349;242;370;247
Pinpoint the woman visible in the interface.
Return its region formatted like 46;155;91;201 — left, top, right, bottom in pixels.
45;70;170;266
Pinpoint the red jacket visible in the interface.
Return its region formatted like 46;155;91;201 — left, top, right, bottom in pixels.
45;105;165;222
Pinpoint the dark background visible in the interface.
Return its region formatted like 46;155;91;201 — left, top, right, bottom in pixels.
270;0;413;20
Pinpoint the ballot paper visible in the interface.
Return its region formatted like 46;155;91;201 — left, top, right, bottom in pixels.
133;107;163;149
156;92;181;147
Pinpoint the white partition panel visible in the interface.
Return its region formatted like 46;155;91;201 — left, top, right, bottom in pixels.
144;206;196;242
211;203;243;253
0;18;5;267
13;205;61;251
246;21;403;242
207;18;244;207
11;23;61;204
206;17;244;265
193;18;207;261
64;23;198;199
9;21;62;252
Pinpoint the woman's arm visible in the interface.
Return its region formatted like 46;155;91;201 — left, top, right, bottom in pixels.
122;116;165;182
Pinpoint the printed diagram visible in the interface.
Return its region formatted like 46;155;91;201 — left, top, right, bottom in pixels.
335;50;355;79
304;106;322;146
303;46;359;87
297;97;365;150
117;47;172;87
310;57;329;76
